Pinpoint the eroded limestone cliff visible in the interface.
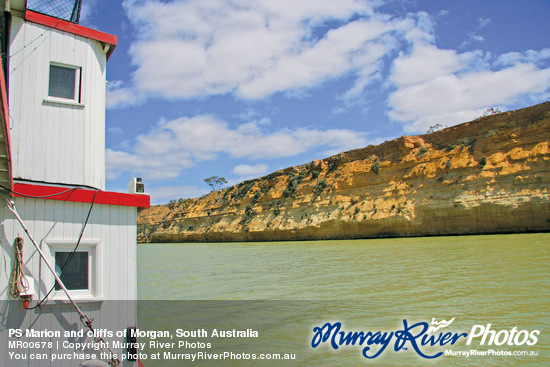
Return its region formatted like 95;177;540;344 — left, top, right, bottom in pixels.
138;102;550;242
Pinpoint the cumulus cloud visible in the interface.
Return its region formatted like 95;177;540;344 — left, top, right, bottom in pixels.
236;18;400;99
108;0;408;107
106;81;142;109
496;49;550;67
389;30;550;132
232;164;269;177
391;44;466;88
108;1;550;137
106;115;368;181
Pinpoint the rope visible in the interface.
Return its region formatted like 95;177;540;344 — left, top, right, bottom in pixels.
0;183;76;198
8;21;60;59
8;237;27;298
8;20;62;76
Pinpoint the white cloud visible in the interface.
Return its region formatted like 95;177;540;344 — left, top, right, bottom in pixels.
236;18;399;99
469;33;485;43
478;18;491;29
496;49;550;67
106;81;141;109
402;11;435;45
107;127;123;135
389;61;550;132
232;164;269;177
147;185;209;205
106;114;368;181
389;18;550;133
111;0;405;106
79;0;99;26
459;33;485;49
391;44;466;87
110;1;550;137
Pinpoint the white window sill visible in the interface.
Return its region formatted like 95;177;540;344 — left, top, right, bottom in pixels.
38;296;104;307
43;97;85;108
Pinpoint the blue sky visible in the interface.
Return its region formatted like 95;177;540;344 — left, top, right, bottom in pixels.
80;0;550;204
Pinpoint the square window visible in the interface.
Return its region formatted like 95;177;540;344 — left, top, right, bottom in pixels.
55;252;89;291
48;64;80;101
47;240;99;300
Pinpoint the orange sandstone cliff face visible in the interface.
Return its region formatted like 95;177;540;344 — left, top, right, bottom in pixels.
138;102;550;242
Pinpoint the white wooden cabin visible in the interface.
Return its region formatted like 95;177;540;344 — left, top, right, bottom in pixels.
0;1;149;366
9;1;114;189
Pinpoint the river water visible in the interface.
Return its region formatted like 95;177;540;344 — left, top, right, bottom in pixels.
137;233;549;366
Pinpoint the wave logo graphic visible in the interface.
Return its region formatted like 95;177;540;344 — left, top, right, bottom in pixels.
427;317;456;333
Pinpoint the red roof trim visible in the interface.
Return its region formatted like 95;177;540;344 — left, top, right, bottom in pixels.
13;182;150;208
0;57;13;190
25;10;117;59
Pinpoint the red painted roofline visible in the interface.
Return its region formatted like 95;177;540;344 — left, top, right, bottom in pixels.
25;10;117;59
13;182;150;208
0;57;13;190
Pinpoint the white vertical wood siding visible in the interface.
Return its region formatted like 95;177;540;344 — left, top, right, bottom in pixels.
0;197;138;367
8;16;106;189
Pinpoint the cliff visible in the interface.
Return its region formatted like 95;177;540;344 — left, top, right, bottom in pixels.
138;102;550;242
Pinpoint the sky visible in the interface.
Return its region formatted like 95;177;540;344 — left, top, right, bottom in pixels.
79;0;550;204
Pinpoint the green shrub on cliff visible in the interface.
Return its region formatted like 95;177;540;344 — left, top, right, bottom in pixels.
314;179;328;194
446;143;457;151
457;137;476;152
417;146;429;156
298;170;306;182
233;183;253;199
283;172;299;198
371;161;380;174
167;199;176;210
252;191;262;203
479;156;487;168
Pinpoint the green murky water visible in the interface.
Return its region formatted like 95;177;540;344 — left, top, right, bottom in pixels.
137;233;549;366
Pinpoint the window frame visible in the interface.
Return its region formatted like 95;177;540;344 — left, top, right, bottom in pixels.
45;240;101;301
44;62;84;107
